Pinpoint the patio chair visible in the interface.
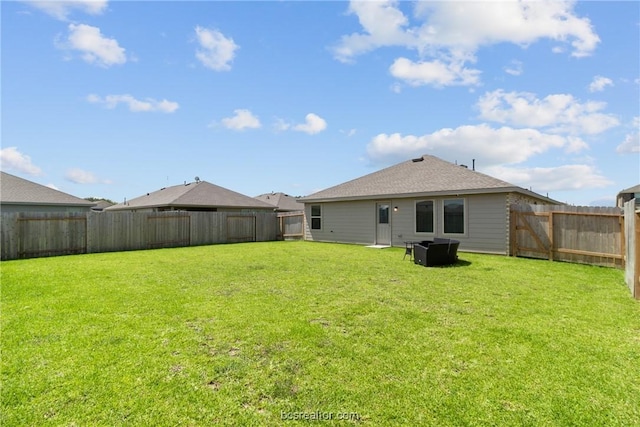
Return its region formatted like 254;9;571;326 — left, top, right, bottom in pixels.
413;240;459;267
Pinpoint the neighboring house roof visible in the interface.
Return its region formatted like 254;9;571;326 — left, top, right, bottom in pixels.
617;184;640;207
255;192;304;211
618;184;640;195
106;180;276;211
0;171;95;207
91;200;114;211
300;155;560;203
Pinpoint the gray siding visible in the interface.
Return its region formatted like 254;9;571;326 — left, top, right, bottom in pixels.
464;193;508;253
304;200;375;245
390;193;508;254
304;193;510;254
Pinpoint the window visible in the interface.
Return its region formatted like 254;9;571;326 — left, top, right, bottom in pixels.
378;204;389;224
415;200;434;233
443;198;465;234
310;204;322;230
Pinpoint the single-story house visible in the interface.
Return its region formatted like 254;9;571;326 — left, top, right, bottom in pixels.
0;171;95;213
616;184;640;208
255;192;304;212
299;155;562;255
106;179;276;212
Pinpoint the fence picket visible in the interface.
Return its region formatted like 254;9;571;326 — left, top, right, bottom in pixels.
0;211;279;260
510;204;624;268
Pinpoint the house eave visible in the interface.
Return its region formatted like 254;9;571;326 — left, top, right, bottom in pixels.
106;203;275;211
300;187;561;204
0;201;96;207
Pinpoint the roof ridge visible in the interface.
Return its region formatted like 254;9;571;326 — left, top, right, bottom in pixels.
300;154;544;202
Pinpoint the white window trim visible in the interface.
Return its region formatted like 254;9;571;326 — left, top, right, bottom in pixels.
414;199;436;235
441;197;468;237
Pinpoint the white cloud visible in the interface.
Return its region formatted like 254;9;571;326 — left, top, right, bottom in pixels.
59;24;126;67
293;113;327;135
504;60;523;76
616;132;640;154
332;0;415;63
484;164;612;192
0;147;43;175
194;26;238;71
589;75;614;92
476;90;619;135
24;0;108;21
412;1;599;57
333;1;599;87
87;94;179;113
389;56;481;87
65;168;98;184
616;117;640;154
273;118;291;132
365;124;583;167
390;82;403;93
221;109;261;131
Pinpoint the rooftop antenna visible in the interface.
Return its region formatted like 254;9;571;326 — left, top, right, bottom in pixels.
472;159;475;171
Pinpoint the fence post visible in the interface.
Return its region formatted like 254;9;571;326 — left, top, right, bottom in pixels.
635;209;640;299
620;214;626;268
548;211;554;261
509;206;517;256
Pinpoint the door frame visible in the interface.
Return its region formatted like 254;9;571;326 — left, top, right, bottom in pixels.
375;201;392;246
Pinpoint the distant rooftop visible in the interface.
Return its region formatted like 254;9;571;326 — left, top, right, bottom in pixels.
0;171;95;207
107;180;275;211
255;192;304;211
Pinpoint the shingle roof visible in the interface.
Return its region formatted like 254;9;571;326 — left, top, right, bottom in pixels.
255;192;304;211
107;180;276;211
300;155;553;202
619;184;640;194
0;171;95;207
92;200;114;210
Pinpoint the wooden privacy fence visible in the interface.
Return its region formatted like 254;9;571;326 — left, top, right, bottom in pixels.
1;211;278;260
624;199;640;299
510;204;624;268
277;212;304;240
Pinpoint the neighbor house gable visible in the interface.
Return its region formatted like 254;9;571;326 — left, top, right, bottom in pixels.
107;180;275;211
255;192;304;212
0;171;95;209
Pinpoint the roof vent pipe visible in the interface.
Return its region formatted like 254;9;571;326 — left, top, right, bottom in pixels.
472;159;475;171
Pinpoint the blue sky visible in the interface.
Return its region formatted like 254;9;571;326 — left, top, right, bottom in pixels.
2;0;638;206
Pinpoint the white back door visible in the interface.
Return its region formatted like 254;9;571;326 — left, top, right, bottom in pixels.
376;202;391;245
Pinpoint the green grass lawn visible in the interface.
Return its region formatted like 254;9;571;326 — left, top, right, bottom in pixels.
2;241;639;426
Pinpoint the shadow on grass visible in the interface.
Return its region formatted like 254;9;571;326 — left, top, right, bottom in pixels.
412;259;472;268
